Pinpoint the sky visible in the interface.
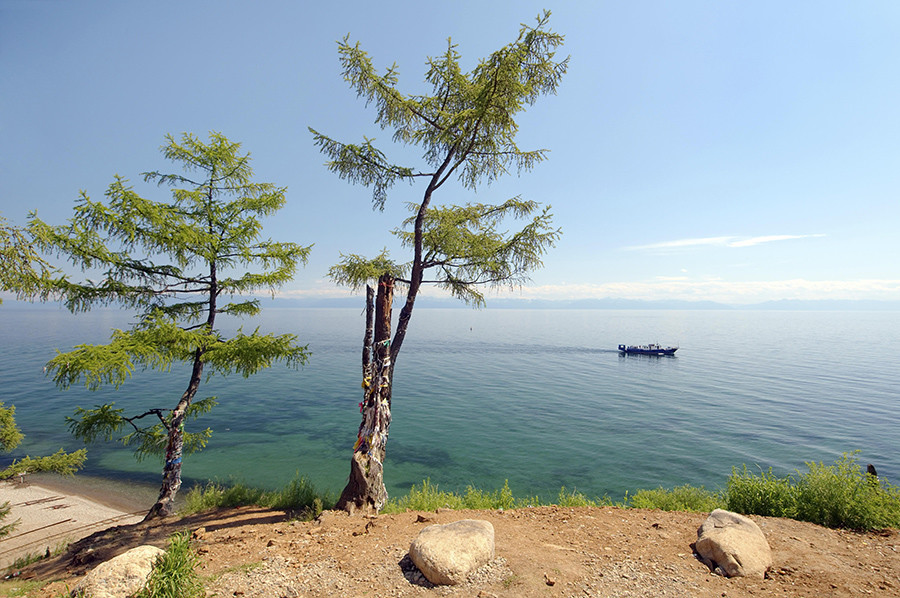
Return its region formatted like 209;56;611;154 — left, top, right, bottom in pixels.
2;1;899;305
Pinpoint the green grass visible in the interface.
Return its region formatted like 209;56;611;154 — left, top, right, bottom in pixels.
626;484;723;512
0;579;47;597
180;452;900;531
381;479;616;513
181;474;333;520
382;479;548;513
4;541;69;577
555;486;614;508
134;532;203;598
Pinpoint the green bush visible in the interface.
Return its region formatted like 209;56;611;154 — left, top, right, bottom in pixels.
793;452;900;530
725;452;900;530
135;532;203;598
726;465;797;518
627;484;723;512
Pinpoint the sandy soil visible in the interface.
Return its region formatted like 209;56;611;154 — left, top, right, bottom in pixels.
13;501;900;598
0;479;143;570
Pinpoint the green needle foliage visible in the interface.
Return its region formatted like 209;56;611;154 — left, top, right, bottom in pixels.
28;132;312;519
0;214;59;304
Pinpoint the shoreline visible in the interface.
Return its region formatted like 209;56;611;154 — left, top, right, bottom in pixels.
23;473;159;515
0;474;158;570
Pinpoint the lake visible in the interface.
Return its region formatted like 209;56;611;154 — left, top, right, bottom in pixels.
2;306;897;501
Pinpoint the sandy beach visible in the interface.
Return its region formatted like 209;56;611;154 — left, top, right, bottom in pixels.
0;475;152;570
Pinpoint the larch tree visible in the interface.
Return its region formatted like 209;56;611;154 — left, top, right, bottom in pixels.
28;132;312;520
310;12;567;513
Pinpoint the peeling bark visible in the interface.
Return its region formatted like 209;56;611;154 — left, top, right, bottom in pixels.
336;275;394;513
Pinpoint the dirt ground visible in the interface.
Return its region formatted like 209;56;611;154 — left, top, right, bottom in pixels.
18;505;900;597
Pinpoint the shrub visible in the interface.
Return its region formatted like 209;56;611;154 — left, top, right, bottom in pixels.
726;465;797;518
792;452;900;530
725;452;900;530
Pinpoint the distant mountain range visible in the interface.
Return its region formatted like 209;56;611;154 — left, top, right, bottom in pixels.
4;296;899;311
258;297;900;311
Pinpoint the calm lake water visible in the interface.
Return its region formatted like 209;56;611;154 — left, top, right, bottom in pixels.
2;306;897;501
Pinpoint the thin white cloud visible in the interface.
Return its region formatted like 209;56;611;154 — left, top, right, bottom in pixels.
625;236;732;251
625;234;825;251
491;278;900;304
728;234;826;248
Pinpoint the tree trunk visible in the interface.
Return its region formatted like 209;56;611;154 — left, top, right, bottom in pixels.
143;350;204;520
336;275;394;514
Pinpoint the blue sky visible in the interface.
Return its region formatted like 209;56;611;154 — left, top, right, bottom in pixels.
2;1;899;305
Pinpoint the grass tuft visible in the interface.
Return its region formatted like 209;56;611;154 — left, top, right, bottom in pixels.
181;475;333;520
627;484;723;512
134;532;203;598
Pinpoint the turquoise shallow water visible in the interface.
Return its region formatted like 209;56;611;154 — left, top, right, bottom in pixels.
2;307;897;502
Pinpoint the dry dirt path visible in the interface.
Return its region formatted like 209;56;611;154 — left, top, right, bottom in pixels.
21;505;900;597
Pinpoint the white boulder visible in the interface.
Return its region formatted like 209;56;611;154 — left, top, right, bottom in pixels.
409;519;495;585
695;509;772;579
71;544;164;598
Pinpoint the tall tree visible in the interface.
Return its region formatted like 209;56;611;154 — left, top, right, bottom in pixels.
29;132;312;519
311;12;567;513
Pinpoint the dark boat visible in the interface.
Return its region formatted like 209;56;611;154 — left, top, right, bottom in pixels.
618;343;678;356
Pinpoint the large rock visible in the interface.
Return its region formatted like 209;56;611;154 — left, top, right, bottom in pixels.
71;544;164;598
409;519;495;585
695;509;772;579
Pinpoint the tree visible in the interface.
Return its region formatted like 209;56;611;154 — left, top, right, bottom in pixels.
29;132;312;519
311;12;567;513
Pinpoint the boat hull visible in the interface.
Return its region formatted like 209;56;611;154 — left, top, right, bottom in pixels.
618;344;678;356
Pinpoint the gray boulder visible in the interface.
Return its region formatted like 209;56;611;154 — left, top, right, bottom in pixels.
71;544;164;598
695;509;772;579
409;519;495;585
